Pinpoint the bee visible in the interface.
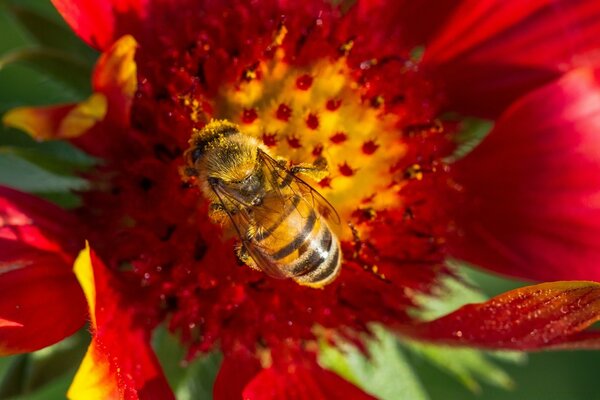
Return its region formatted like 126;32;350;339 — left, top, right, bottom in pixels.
183;120;342;288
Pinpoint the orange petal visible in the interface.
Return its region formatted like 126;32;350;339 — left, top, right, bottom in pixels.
3;93;107;140
401;281;600;350
92;34;138;124
68;245;174;400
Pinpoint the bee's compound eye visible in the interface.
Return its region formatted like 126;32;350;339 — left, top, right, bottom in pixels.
191;148;204;163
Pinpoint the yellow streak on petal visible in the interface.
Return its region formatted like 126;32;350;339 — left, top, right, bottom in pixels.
58;93;108;138
3;105;63;140
72;243;97;329
94;34;138;99
69;244;120;400
3;93;107;140
68;341;119;400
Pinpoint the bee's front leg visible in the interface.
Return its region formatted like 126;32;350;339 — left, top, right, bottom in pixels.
289;156;329;180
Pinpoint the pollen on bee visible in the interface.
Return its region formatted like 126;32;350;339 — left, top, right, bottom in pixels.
242;108;258;123
306;113;319;130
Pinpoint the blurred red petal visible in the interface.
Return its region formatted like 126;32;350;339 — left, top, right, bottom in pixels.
68;245;173;400
0;242;86;355
51;0;146;50
213;351;261;400
350;0;458;50
451;68;600;282
0;186;82;254
425;0;600;117
242;359;374;400
0;187;87;354
401;281;600;350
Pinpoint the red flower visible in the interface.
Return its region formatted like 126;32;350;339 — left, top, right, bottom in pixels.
3;0;600;398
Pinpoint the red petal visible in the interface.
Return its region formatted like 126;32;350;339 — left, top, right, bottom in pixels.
0;185;82;254
401;281;600;350
51;0;146;50
68;245;174;400
450;68;600;281
213;351;261;400
0;241;87;355
350;0;458;50
0;187;87;355
242;359;374;400
425;0;600;117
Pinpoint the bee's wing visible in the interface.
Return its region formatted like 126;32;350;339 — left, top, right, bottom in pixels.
258;149;341;226
209;183;291;279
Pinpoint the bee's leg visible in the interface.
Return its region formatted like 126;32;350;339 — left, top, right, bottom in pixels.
235;243;260;270
289;156;329;180
208;202;229;225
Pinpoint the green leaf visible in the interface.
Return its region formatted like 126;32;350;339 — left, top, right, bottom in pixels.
0;47;92;97
0;331;88;399
410;265;488;322
0;145;96;176
320;326;430;400
153;326;222;400
0;355;28;399
402;342;525;393
0;153;89;193
446;118;493;162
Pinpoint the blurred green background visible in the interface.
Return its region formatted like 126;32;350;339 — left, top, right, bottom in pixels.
1;1;599;399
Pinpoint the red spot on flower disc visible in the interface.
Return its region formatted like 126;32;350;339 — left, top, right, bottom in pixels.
276;104;292;121
312;144;323;157
262;132;278;147
296;74;313;90
319;177;332;188
326;99;342;111
306;114;319;130
339;162;355;176
242;108;258;123
362;140;379;155
330;132;347;144
287;135;302;148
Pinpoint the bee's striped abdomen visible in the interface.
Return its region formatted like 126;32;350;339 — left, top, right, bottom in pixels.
253;194;341;288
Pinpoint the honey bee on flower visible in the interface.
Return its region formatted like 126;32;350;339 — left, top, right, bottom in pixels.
2;0;600;399
183;120;343;288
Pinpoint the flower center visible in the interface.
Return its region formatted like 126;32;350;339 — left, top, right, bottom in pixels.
202;49;411;230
